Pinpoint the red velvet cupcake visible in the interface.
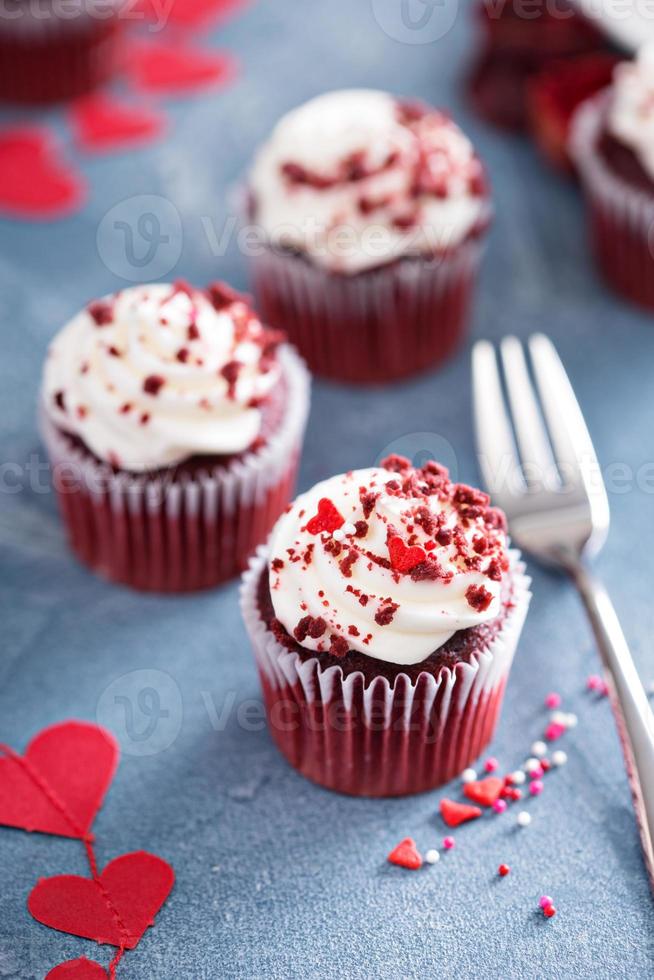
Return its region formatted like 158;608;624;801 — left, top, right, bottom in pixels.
570;46;654;310
247;90;492;385
40;281;310;591
0;0;124;104
467;0;608;131
241;456;530;797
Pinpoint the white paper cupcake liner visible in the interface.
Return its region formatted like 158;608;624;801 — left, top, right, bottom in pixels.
240;546;531;796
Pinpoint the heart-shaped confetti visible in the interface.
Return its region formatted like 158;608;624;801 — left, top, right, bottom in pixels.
0;721;118;839
463;776;504;807
129;41;237;94
388;536;426;573
46;959;109;979
29;851;174;949
0;128;86;219
72;95;165;153
439;798;483;827
387;837;422;870
306;498;345;535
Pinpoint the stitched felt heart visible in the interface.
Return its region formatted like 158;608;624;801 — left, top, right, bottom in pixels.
306;498;345;535
463;777;504;807
387;837;422;870
0;721;119;839
72;95;165;153
439;798;482;827
28;851;175;949
0;128;86;219
129;42;237;94
388;536;426;573
46;959;108;979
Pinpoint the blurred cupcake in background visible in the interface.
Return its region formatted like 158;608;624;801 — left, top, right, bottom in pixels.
571;44;654;310
241;455;530;797
247;89;492;385
0;0;124;104
40;281;310;592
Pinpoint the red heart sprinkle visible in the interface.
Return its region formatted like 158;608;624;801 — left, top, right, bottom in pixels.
0;721;118;839
306;498;345;535
28;851;174;950
72;95;165;153
387;837;422;870
388;536;426;573
46;959;108;979
129;41;237;94
0;127;86;219
463;777;504;807
439;798;482;827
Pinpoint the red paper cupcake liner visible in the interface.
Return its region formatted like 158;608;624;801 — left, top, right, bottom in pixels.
250;235;488;385
40;346;310;592
571;93;654;311
241;548;531;797
0;7;123;104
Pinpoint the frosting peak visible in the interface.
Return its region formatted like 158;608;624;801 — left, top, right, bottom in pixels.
268;456;509;666
250;89;489;274
608;44;654;180
43;281;283;471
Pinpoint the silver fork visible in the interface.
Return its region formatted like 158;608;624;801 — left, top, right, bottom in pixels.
472;334;654;890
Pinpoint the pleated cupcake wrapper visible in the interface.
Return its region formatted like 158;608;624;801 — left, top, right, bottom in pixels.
249;233;488;385
570;92;654;311
241;547;531;796
40;345;310;592
0;3;123;104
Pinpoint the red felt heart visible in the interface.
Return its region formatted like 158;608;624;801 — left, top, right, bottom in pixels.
387;837;422;870
0;128;86;219
29;851;174;949
46;959;108;979
72;95;165;153
306;498;345;535
0;721;119;839
139;0;250;29
129;42;237;94
388;536;426;573
439;798;482;828
463;776;504;807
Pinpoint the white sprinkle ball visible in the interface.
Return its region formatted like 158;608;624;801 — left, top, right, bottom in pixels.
425;849;440;864
342;522;356;536
517;811;532;827
531;740;547;758
332;528;345;542
552;750;568;767
550;711;568;726
565;713;578;728
461;768;477;784
524;758;541;774
511;770;526;785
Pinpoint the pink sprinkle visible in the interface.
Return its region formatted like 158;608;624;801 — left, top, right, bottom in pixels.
529;765;544;780
545;722;567;741
484;757;499;773
530;780;544;796
544;692;561;709
493;799;507;814
443;836;455;850
539;895;554;909
587;674;603;692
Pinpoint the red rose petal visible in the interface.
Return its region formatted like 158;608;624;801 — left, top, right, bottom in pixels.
28;851;174;949
72;94;165;153
129;41;237;94
463;776;504;807
387;837;422;870
388;535;426;573
439;798;483;827
0;128;86;220
306;498;345;535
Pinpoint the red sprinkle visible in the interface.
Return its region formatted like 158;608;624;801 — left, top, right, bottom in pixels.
543;905;557;918
387;837;422;870
306;498;345;535
439;798;482;828
498;864;510;877
143;374;165;396
388;535;426;574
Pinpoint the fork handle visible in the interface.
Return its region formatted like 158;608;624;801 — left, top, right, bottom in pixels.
570;562;654;888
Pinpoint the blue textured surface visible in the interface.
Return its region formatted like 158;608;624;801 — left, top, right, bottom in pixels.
2;1;654;977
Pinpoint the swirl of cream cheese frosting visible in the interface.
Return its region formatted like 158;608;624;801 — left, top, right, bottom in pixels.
268;457;510;666
249;89;489;275
608;43;654;180
42;281;283;472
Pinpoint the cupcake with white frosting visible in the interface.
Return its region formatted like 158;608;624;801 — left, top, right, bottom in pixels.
247;90;492;384
40;280;310;591
240;455;530;796
571;44;654;310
